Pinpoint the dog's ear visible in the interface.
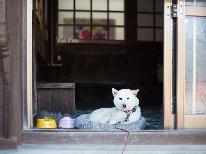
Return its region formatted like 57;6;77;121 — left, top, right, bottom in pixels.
132;89;139;96
112;88;118;97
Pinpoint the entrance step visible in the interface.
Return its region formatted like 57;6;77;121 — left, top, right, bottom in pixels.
1;144;206;154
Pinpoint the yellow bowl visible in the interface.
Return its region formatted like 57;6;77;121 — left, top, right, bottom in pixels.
36;117;57;129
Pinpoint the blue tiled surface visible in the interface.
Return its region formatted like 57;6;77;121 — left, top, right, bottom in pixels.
141;107;163;130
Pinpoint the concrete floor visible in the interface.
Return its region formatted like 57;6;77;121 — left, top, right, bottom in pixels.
1;144;206;154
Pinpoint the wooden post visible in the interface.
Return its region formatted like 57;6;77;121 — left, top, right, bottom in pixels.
0;0;9;138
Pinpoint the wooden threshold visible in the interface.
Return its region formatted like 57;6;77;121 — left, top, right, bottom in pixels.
22;129;206;145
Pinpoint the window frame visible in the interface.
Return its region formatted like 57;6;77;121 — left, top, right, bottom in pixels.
55;0;126;44
136;0;163;42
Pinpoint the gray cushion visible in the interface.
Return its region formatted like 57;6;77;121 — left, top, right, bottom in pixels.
74;113;146;131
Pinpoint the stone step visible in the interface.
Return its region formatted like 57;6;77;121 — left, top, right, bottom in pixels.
1;144;206;154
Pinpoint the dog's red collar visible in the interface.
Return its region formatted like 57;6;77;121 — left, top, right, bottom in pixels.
123;106;137;114
123;106;137;122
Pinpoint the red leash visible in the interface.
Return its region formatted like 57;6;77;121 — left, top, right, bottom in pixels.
115;126;129;154
115;107;137;153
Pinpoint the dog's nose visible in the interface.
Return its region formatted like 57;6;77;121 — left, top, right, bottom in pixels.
122;104;126;108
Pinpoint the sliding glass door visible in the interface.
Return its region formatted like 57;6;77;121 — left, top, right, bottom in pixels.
177;0;206;128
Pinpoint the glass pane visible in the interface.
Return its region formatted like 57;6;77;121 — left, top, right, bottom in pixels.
75;25;91;39
137;0;153;12
76;0;90;10
109;27;124;40
186;0;193;6
137;14;153;26
93;0;107;10
137;28;154;41
58;12;73;24
58;0;73;10
58;26;73;39
155;0;164;12
109;13;124;25
155;14;163;27
186;0;206;6
92;12;107;25
109;0;124;11
195;0;206;6
185;16;206;114
75;12;90;24
92;26;107;40
155;28;163;41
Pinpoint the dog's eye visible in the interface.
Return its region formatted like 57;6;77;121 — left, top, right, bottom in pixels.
127;98;129;99
119;98;122;100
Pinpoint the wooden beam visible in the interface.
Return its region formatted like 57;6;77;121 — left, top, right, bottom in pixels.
22;130;206;145
37;83;75;89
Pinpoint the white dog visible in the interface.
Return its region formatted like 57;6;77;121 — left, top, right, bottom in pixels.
89;88;141;124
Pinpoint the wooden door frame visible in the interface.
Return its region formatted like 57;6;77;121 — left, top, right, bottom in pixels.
27;0;33;128
176;1;206;128
25;0;174;129
176;0;185;129
163;0;175;129
0;0;204;148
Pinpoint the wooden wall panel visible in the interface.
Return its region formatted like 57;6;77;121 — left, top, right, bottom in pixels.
47;43;163;84
37;83;76;114
36;43;163;109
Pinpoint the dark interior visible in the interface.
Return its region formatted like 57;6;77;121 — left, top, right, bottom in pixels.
33;0;163;129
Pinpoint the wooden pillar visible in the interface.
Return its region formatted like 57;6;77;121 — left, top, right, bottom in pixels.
0;50;5;138
0;0;27;145
0;0;9;138
125;0;137;51
5;0;24;142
